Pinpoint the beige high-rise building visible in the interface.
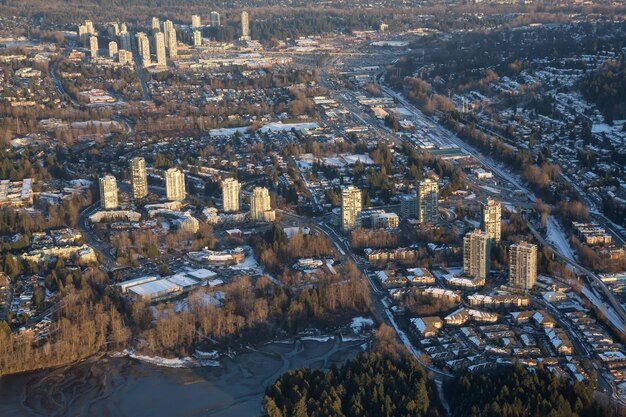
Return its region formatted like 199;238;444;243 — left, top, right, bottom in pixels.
250;187;272;221
509;241;537;290
191;15;201;28
120;23;127;32
151;17;160;31
210;11;220;27
417;178;438;223
341;186;362;231
193;30;202;47
165;168;185;201
118;50;133;65
463;229;491;281
222;178;241;213
89;36;99;59
482;198;502;243
99;175;118;210
167;27;177;58
154;32;166;66
78;25;88;43
137;32;151;67
85;20;95;34
240;11;250;40
108;41;118;58
130;157;148;199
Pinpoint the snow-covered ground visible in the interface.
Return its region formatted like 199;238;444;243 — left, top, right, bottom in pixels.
350;316;374;333
581;286;626;334
546;216;576;260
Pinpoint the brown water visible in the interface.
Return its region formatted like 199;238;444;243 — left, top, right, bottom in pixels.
0;337;367;417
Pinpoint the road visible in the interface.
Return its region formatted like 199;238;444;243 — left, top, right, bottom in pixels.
77;201;118;270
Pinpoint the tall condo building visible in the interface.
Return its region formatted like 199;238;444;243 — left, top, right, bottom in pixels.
463;230;491;281
167;30;177;57
222;178;241;213
193;30;202;47
151;17;160;31
78;25;88;43
120;23;127;32
399;193;418;219
165;168;185;201
137;32;151;67
99;175;119;210
250;187;272;221
89;36;99;59
417;178;438;223
240;11;250;40
108;41;118;58
85;20;95;34
119;31;131;51
210;11;220;27
154;32;166;66
191;15;201;28
341;186;362;231
509;241;538;290
482;198;502;243
108;22;119;37
130;157;148;199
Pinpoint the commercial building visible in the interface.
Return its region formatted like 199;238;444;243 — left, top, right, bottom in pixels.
137;32;151;67
417;178;438;223
130;157;148;199
341;186;362;231
509;241;538;290
154;32;166;66
191;15;201;28
482;198;501;243
99;175;119;210
108;41;118;58
210;11;221;27
165;168;185;201
250;187;273;221
240;11;250;40
222;178;241;212
89;36;99;59
463;229;491;280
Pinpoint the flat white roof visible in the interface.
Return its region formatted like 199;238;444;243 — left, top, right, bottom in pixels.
128;279;181;296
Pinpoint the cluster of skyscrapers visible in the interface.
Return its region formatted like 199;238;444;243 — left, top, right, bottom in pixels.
79;10;251;67
461;198;537;290
99;158;186;209
221;178;274;222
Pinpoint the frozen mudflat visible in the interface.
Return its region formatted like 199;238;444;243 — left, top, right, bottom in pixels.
0;337;366;417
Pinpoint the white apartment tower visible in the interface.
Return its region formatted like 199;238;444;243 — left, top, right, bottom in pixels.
417;178;438;223
130;157;148;199
482;198;502;243
341;186;362;231
191;15;201;28
210;11;220;27
240;11;250;40
154;31;166;66
193;30;202;47
165;168;185;201
137;32;151;67
463;229;491;281
250;187;272;221
108;41;118;58
99;175;119;210
509;242;538;290
89;36;99;59
222;178;241;213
